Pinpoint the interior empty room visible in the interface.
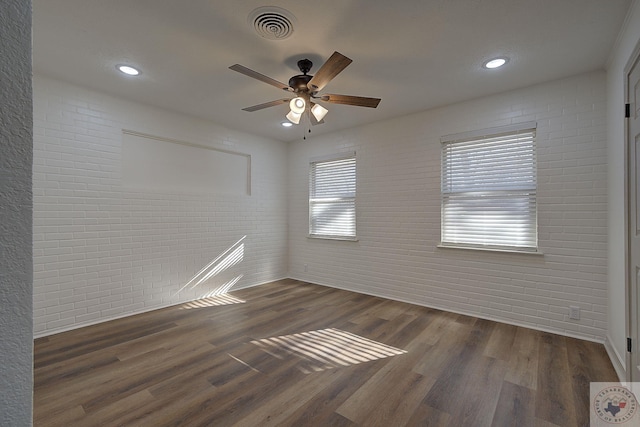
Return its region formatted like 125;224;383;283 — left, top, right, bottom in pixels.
3;0;640;426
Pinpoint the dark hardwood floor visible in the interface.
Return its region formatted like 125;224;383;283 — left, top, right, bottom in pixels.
33;279;618;426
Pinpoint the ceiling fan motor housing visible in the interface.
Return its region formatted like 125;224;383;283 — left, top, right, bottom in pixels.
289;74;312;93
288;58;314;93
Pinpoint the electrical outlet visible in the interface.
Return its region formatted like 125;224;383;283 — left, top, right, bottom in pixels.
569;306;580;320
304;264;308;272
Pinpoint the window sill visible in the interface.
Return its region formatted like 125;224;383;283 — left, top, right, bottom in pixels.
437;243;543;255
308;235;359;242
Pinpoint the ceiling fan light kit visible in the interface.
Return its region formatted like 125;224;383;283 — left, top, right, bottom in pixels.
311;103;328;121
286;110;302;124
289;97;306;114
229;51;381;131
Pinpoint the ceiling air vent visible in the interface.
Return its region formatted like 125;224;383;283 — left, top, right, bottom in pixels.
248;7;296;40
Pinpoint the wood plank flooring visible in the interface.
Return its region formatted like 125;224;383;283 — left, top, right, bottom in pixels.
33;279;618;426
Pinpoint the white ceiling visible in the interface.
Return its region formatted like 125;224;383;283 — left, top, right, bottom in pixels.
33;0;631;142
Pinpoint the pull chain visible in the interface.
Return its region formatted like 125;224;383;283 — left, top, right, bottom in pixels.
303;109;311;140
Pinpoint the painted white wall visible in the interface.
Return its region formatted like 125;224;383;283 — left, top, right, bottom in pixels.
289;71;608;342
33;76;289;336
33;6;639;360
606;0;640;379
0;0;33;424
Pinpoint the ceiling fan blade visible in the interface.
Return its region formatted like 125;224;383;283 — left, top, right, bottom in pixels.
307;52;352;92
242;98;290;112
229;64;293;92
321;94;381;108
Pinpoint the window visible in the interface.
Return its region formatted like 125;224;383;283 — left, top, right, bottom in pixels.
440;122;537;252
309;153;356;239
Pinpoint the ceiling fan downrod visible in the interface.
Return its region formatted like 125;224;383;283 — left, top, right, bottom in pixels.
297;59;312;75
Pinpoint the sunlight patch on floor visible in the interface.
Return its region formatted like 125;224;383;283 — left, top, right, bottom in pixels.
179;293;246;309
251;328;407;373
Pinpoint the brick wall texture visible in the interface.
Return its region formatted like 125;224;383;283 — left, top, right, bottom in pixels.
289;71;608;341
34;71;608;341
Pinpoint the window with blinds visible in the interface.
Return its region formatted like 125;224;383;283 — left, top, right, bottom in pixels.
309;153;356;239
440;123;537;252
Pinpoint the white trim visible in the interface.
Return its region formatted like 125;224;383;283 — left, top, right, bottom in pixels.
289;277;608;344
623;36;640;383
440;121;537;144
606;0;640;69
309;151;356;164
308;234;359;242
440;126;538;250
309;153;357;239
437;243;544;255
33;276;287;338
606;334;628;383
37;275;611;346
122;129;252;196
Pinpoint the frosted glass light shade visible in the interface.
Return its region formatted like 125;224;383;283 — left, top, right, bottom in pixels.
289;97;306;114
311;104;328;121
286;110;302;124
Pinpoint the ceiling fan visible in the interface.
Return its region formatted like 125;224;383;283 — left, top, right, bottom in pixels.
229;51;381;126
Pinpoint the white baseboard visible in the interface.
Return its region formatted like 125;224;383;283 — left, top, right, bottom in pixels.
605;334;627;382
289;276;607;344
33;276;288;339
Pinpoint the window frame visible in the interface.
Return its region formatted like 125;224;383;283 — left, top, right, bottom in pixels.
308;152;357;241
439;122;540;254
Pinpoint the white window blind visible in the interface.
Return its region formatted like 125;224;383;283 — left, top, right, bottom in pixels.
441;125;537;252
309;154;356;239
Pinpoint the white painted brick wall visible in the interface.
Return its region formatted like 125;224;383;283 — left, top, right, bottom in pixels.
288;71;609;342
34;71;610;342
33;76;288;336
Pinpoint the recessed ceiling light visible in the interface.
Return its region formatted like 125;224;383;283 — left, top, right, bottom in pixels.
116;64;141;76
281;121;293;127
483;57;508;69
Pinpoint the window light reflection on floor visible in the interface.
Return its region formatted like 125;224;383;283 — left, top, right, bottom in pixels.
251;328;407;373
180;293;246;309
